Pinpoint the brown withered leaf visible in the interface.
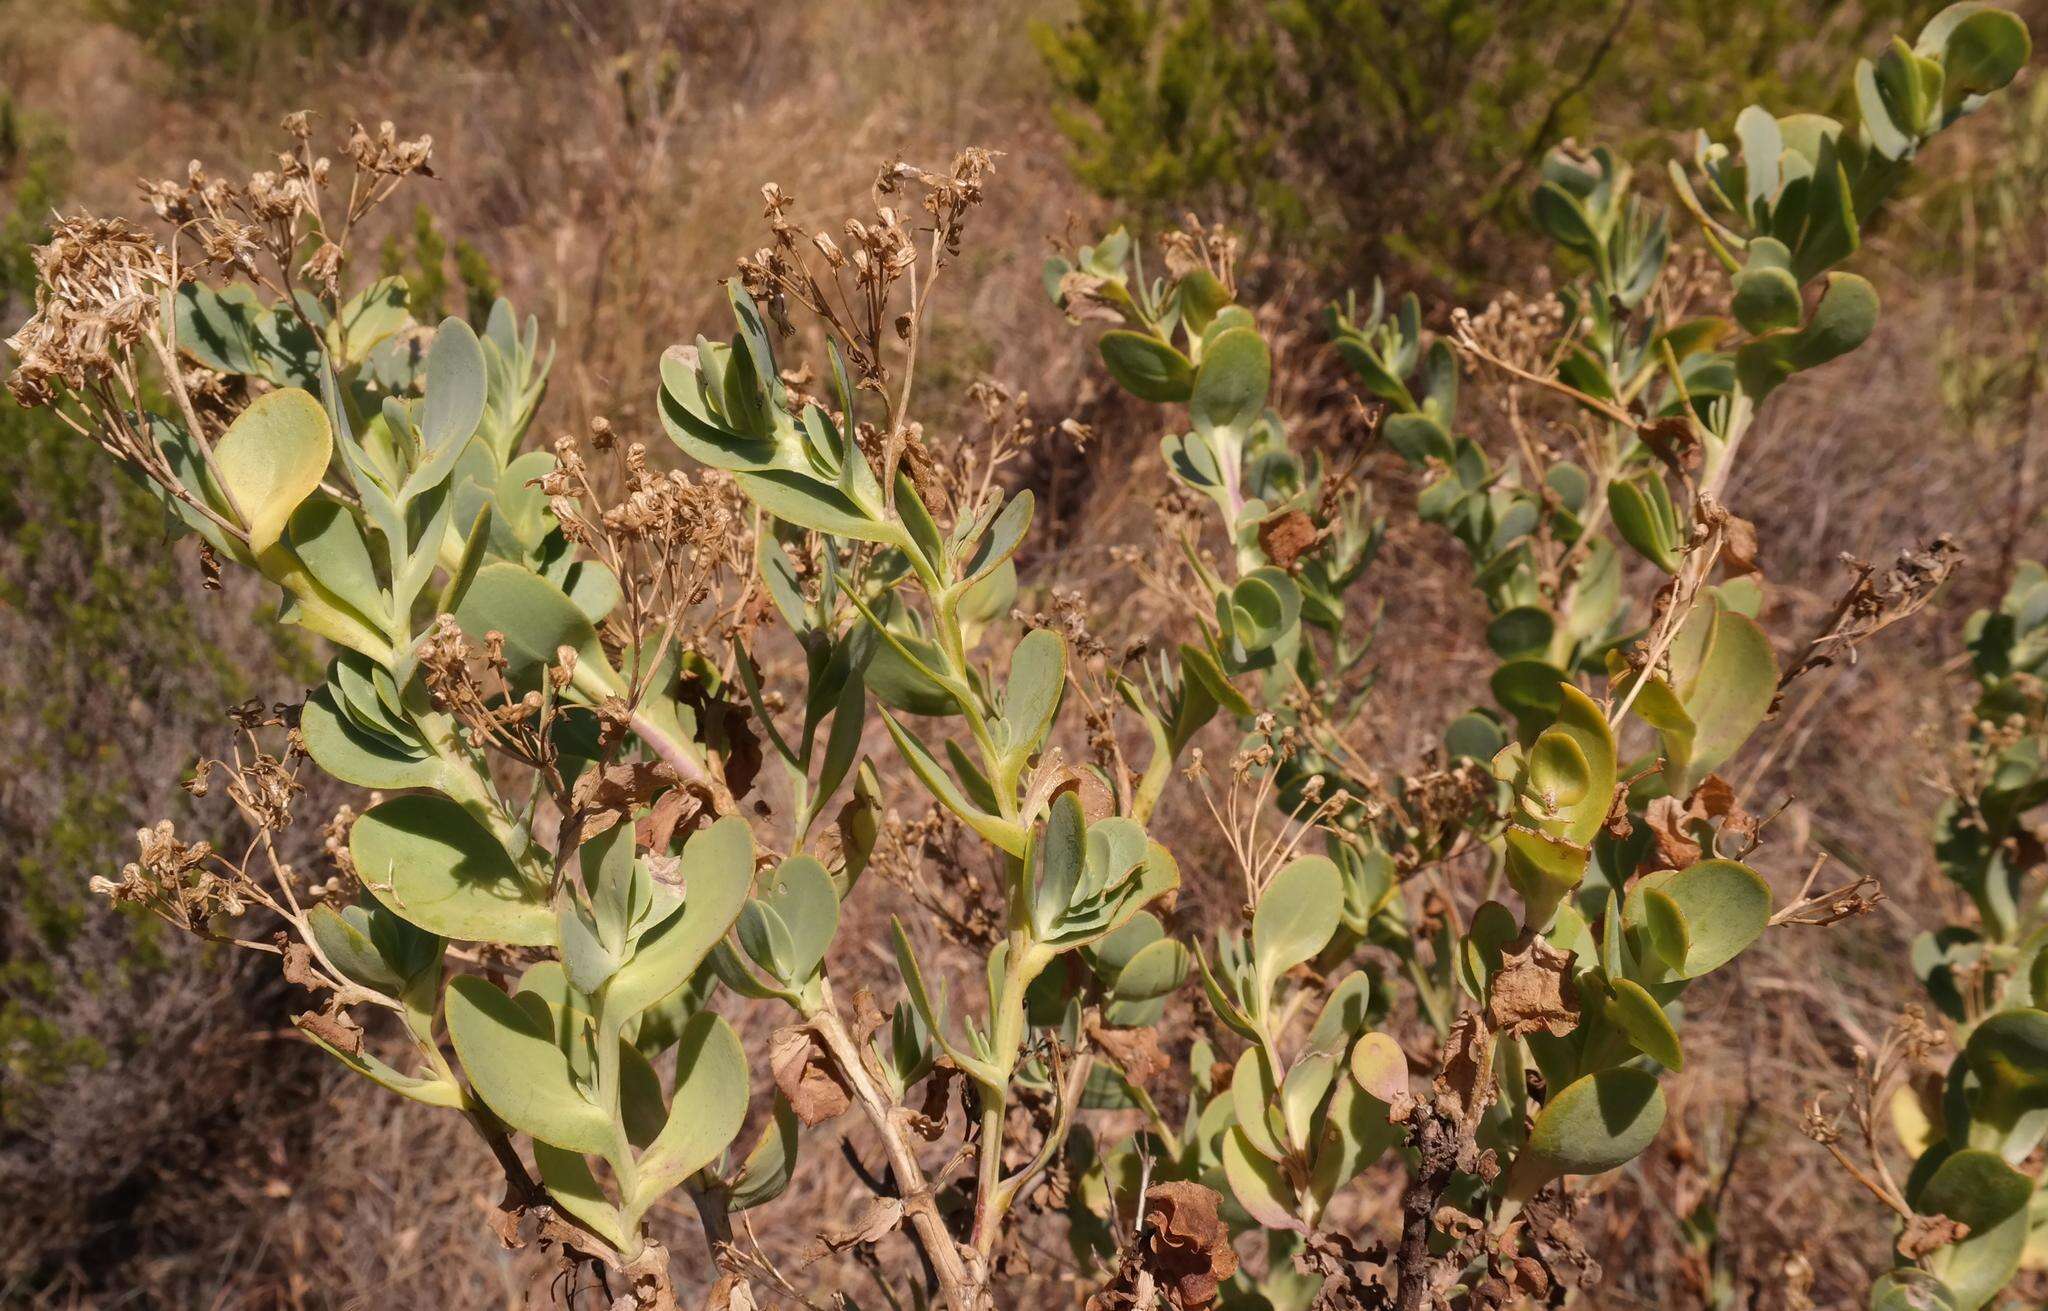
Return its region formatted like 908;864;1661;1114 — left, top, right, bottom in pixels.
486;1182;527;1250
294;1003;364;1057
1523;1187;1601;1293
815;787;881;878
1691;773;1760;852
1487;934;1579;1039
907;1061;959;1141
1059;270;1126;324
1208;1059;1236;1095
574;759;675;837
1691;773;1736;817
1257;509;1320;571
805;1196;904;1262
637;787;699;855
1643;795;1703;870
1721;513;1762;578
850;986;889;1044
1636;416;1700;472
1643;775;1757;873
769;1025;852;1126
674;676;763;803
1087;1020;1171;1087
1897;1212;1970;1260
280;939;326;993
1435;1012;1498;1137
1143;1182;1239;1309
1290;1230;1385;1309
1051;767;1117;823
1086;1182;1243;1310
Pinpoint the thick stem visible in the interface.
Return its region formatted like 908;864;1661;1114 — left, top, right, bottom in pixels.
628;706;737;815
1393;1107;1462;1311
808;991;982;1311
970;1095;1007;1257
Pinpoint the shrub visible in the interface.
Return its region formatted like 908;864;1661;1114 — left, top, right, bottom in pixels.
2;6;2032;1307
1035;0;1927;282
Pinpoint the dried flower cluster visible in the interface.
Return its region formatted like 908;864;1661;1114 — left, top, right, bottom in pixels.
4;216;171;405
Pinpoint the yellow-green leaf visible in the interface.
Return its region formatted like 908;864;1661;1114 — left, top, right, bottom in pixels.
216;388;332;554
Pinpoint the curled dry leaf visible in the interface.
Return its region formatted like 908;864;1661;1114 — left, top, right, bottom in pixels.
1257;509;1320;571
1088;1182;1239;1310
1635;416;1700;473
908;1061;959;1141
850;986;889;1043
1142;1183;1239;1309
1289;1230;1386;1307
1434;1012;1499;1144
703;1274;759;1311
769;1024;853;1127
1522;1188;1600;1294
1896;1212;1969;1260
280;939;327;993
1720;513;1761;578
1058;270;1126;324
1643;796;1703;869
1643;773;1757;872
574;757;674;816
805;1195;905;1262
294;1003;364;1057
1487;934;1579;1039
1087;1020;1171;1087
636;783;701;854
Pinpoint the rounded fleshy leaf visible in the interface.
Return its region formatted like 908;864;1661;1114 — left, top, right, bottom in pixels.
607;816;756;1020
453;561;612;678
351;794;553;946
217;388;332;555
1963;1008;2048;1122
1527;728;1592;811
1933;7;2031;99
1253;855;1343;991
1508;1067;1666;1199
1917;1147;2033;1310
1869;1270;1956;1311
421;318;489;457
1189;327;1270;436
1486;606;1555;661
1000;628;1067;759
1349;1032;1408;1105
753;854;839;982
1223;1124;1304;1232
630;1012;751;1206
301;688;442;790
730;1094;801;1212
447;975;610;1154
1230;1046;1284;1161
286;498;386;626
1637;859;1772;979
1098;330;1195;402
1605;976;1684;1070
1111;937;1191;1005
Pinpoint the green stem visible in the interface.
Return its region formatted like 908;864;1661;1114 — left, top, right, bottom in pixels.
596;1015;646;1256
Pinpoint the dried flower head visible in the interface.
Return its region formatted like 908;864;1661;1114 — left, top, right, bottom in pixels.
5;215;173;405
91;820;241;924
345;119;435;178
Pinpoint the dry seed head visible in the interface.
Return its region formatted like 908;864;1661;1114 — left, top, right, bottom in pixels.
5;215;174;406
345;119;434;177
